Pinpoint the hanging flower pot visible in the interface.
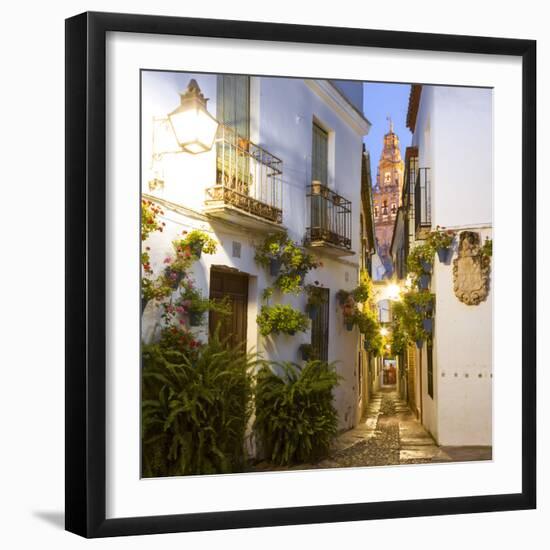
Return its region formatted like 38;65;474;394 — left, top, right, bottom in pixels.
414;304;423;314
190;242;203;259
336;290;349;306
420;260;432;273
269;257;282;276
189;310;203;327
164;267;185;289
437;247;452;264
422;318;433;333
418;273;431;290
345;320;354;331
299;344;313;361
307;303;319;321
416;339;424;349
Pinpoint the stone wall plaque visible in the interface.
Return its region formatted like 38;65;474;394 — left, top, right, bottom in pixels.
452;231;491;305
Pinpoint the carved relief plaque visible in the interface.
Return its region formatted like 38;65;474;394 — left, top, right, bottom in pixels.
452;231;491;305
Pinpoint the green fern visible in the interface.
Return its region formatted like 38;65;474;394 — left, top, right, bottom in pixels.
141;334;258;477
254;360;340;466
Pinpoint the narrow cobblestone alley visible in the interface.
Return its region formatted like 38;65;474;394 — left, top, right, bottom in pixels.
315;389;452;469
253;388;491;472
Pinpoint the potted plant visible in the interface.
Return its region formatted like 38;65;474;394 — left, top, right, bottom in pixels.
481;237;493;257
254;232;287;276
257;304;310;337
177;283;231;328
351;270;373;304
305;282;327;320
178;229;218;259
270;257;283;276
422;318;433;333
408;243;434;276
418;273;431;290
405;290;435;314
343;298;355;330
427;226;456;264
298;343;315;361
163;265;185;289
336;289;351;306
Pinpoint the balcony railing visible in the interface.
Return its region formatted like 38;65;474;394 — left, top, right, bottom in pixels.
205;125;283;224
414;167;431;236
305;182;352;251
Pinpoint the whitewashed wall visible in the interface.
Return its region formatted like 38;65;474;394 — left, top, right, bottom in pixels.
141;72;368;430
412;86;493;446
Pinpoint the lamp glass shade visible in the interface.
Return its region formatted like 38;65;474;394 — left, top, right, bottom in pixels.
168;101;219;154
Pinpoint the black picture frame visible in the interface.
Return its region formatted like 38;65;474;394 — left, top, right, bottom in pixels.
65;11;536;538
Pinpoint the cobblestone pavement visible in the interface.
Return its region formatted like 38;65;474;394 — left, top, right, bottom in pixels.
251;388;491;472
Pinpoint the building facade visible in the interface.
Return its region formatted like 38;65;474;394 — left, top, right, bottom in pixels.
372;121;405;278
391;84;493;446
141;72;373;433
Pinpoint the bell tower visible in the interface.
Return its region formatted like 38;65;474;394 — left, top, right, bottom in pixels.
373;118;404;277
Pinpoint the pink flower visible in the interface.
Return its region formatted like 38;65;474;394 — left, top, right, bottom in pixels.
164;257;172;264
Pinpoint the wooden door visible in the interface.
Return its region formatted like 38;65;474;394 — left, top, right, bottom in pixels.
209;269;249;351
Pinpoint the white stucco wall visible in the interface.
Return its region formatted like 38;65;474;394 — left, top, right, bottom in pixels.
141;72;368;431
412;85;493;446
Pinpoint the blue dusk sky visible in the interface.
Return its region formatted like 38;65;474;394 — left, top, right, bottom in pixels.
362;82;412;182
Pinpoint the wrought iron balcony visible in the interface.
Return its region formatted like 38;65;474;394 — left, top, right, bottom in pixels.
204;124;283;229
414;167;431;237
305;182;353;256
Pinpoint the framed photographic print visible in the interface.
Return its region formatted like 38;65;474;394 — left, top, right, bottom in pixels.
65;11;536;538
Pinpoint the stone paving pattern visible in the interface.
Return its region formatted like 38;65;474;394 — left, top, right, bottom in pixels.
251;388;491;472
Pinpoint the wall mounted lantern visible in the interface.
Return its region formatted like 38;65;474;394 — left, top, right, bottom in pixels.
168;79;219;154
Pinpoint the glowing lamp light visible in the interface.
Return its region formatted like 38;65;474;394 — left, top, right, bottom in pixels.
168;79;219;154
380;327;389;337
386;283;401;301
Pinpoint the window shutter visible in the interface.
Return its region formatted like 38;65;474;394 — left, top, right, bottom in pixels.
217;75;249;139
312;123;328;185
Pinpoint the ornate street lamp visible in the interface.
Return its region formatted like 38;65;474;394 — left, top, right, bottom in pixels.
168;79;219;154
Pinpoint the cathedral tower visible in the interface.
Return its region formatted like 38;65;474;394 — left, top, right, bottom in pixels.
373;119;404;277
